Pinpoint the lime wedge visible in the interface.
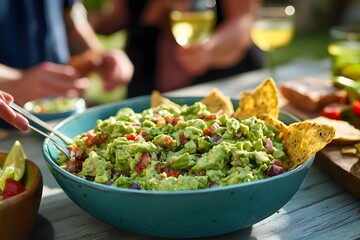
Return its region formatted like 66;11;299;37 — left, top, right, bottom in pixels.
2;141;27;182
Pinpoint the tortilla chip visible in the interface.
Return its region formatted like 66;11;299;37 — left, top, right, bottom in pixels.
233;78;279;119
307;116;360;144
261;115;288;133
151;91;180;109
281;121;335;170
201;88;234;116
341;142;360;157
233;92;255;118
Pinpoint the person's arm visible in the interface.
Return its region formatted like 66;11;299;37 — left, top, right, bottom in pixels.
0;65;22;83
207;0;260;67
0;62;88;106
64;2;103;55
0;2;98;105
88;0;129;35
64;1;134;89
176;0;262;75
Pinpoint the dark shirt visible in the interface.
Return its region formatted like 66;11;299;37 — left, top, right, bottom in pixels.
125;0;264;97
0;0;77;129
0;0;78;70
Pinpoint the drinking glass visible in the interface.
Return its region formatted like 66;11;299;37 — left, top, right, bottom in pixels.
328;24;360;82
170;0;217;46
250;4;296;80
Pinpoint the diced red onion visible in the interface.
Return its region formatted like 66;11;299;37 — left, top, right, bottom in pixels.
129;183;141;190
114;170;124;176
70;150;76;158
209;182;220;188
210;123;220;132
265;138;273;154
268;164;283;177
234;132;242;138
70;148;84;159
212;136;223;143
131;123;140;127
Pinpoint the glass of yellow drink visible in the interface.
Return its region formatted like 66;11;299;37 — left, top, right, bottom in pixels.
328;24;360;81
251;4;296;80
170;0;216;46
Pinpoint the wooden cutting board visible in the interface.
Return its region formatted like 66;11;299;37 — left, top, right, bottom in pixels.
280;97;360;199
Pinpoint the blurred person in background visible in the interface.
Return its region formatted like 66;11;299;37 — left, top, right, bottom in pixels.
0;90;29;131
0;0;134;106
89;0;264;98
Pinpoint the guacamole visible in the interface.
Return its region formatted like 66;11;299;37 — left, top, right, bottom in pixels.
26;97;78;114
58;101;290;191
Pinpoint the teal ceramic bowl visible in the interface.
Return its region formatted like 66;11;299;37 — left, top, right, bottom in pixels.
42;96;314;238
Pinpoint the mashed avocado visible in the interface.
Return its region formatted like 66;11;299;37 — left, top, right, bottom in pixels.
58;102;290;191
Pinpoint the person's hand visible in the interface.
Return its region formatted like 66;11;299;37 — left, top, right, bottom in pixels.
14;62;90;105
175;42;211;76
92;49;134;91
0;91;29;131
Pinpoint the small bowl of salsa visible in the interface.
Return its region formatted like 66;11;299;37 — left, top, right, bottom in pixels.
24;97;86;122
0;142;43;240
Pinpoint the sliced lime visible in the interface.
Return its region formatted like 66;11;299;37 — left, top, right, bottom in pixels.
2;141;27;182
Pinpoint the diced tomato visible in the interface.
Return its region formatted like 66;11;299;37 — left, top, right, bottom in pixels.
125;133;137;140
203;128;212;136
204;114;217;121
74;160;83;172
140;131;147;138
154;115;183;127
66;160;76;174
66;159;83;174
172;116;184;126
135;152;151;173
97;132;108;144
162;135;174;148
164;116;172;124
84;131;97;147
83;130;107;148
155;135;174;149
352;100;360;116
155;163;181;178
320;105;341;120
155;163;162;174
164;168;181;178
2;178;26;199
156;118;166;127
179;133;188;145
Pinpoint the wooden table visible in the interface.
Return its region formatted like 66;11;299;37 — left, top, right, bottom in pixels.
1;59;360;239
